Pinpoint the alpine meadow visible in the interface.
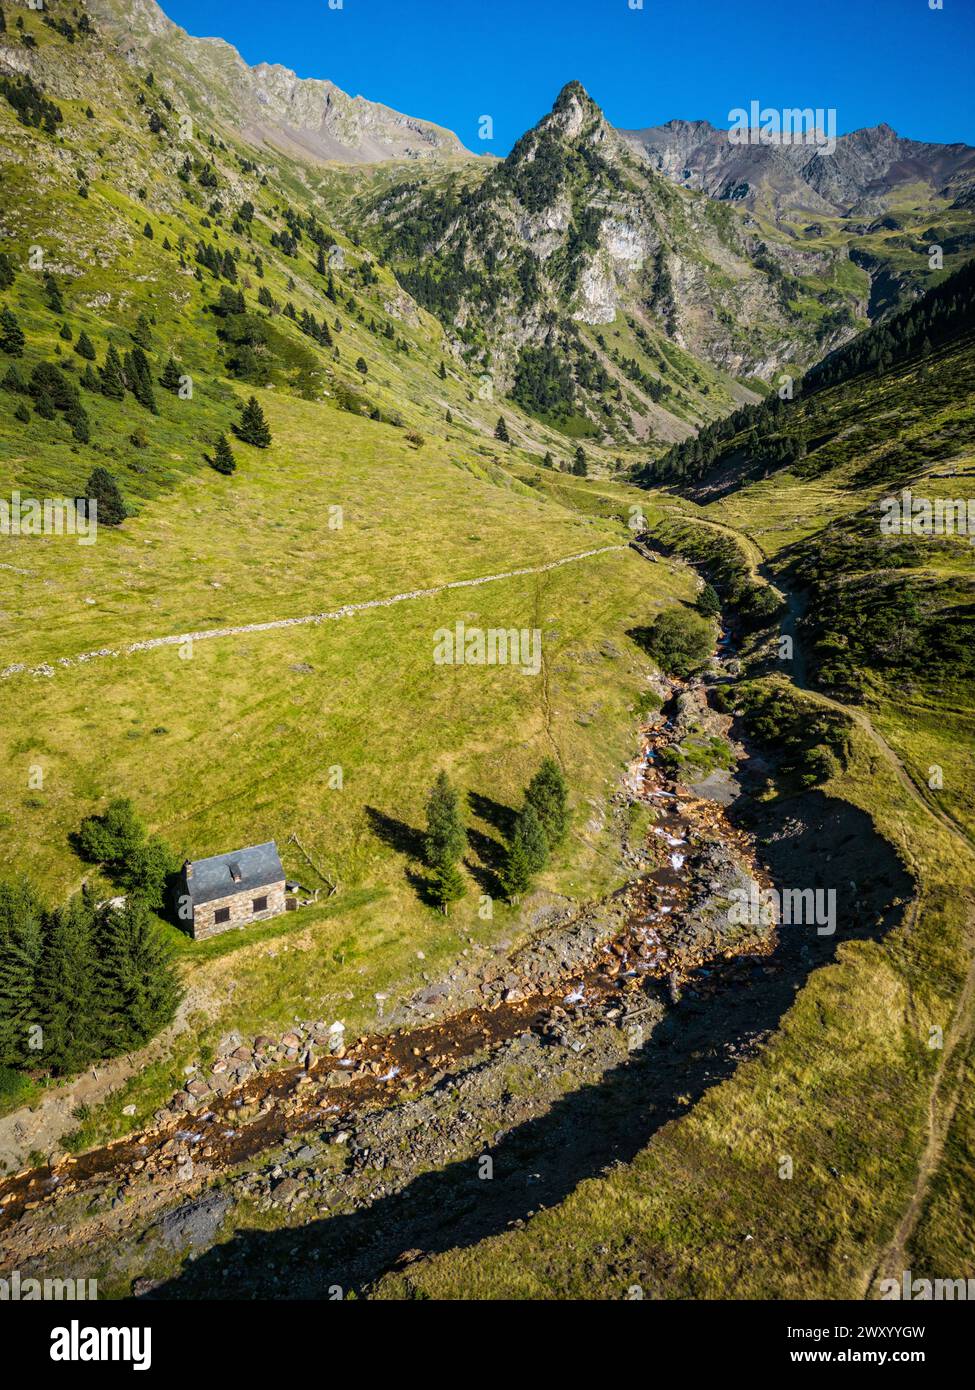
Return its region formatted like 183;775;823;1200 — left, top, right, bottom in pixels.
1;0;974;1346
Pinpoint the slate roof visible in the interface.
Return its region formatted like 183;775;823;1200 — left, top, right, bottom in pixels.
184;841;285;908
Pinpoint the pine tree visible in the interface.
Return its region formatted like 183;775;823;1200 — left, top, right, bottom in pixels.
43;273;64;313
234;394;272;447
430;861;466;914
0;879;45;1068
696;583;721;618
125;346;157;412
495;415;510;443
94;899;181;1053
438;360;447;380
501;805;548;900
131;312;152;348
80;364;99;392
2;364;25;392
0;305;25;356
0;251;14;291
424;771;467;873
13;401;28;423
85;467;127;526
36;893;98;1075
572;445;588;476
356;356;368;374
211;432;236;475
542;451;554;468
159;356;181;392
524;757;569;848
74;330;96;360
59;321;72;341
143;221;154;239
100;344;126;399
445;408;453;424
67;402;90;443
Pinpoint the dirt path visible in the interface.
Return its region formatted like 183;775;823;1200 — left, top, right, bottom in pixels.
0;543;627;681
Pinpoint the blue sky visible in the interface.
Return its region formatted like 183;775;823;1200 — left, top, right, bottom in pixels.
164;0;975;153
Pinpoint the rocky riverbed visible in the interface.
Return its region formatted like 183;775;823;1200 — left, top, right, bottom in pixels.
0;638;911;1298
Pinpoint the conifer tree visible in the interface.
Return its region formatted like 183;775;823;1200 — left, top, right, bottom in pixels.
43;273;64;313
131;312;153;348
543;451;554;469
438;360;447;380
80;364;99;392
572;445;588;476
0;305;25;356
234;394;272;447
94;899;181;1052
424;771;467;873
59;321;72;341
85;467;127;526
36;893;98;1075
122;347;157;412
159;356;181;392
430;861;466;914
100;343;126;399
211;432;236;475
501;805;548;900
0;879;44;1068
524;757;569;849
0;250;14;291
67;402;90;443
74;330;96;360
495;415;510;443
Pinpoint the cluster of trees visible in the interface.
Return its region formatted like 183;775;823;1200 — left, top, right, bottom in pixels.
73;798;179;910
804;256;975;392
0;72;63;134
422;760;570;910
1;288;160;438
642;608;715;678
500;759;570;899
0;881;180;1077
636;258;975;490
715;682;851;788
512;341;576;418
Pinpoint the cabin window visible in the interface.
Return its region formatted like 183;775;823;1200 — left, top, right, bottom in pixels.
214;906;231;925
252;895;268;913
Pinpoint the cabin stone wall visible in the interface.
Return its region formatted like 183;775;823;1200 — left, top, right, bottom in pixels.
191;881;286;940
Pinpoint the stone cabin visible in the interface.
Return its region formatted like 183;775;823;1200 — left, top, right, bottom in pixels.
180;841;287;940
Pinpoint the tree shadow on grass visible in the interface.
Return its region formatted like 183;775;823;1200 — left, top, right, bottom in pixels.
146;790;912;1301
364;806;426;862
467;790;517;842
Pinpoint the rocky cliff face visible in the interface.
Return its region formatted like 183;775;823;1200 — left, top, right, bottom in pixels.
365;83;853;443
85;0;471;163
620;118;975;214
